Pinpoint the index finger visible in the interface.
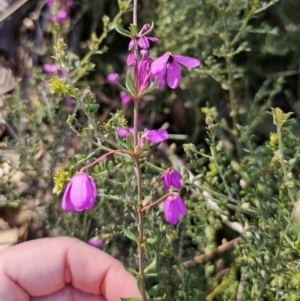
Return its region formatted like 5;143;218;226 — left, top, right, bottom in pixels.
0;237;141;301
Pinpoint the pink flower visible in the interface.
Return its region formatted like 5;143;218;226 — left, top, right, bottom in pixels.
62;172;97;212
43;64;58;74
43;64;64;76
88;237;102;248
162;168;182;190
128;24;159;50
120;91;131;105
164;194;187;225
137;129;168;148
151;52;200;89
143;129;168;143
118;127;134;138
127;54;136;67
50;10;68;23
107;72;118;85
138;55;153;91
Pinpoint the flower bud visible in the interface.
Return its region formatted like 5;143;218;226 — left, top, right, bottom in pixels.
62;172;97;212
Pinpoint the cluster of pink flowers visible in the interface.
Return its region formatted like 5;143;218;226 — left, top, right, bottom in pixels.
47;0;75;24
60;22;198;226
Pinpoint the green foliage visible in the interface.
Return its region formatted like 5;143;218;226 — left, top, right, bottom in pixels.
2;0;300;300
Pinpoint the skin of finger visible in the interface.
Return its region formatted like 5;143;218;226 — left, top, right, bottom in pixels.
0;237;141;301
31;284;106;301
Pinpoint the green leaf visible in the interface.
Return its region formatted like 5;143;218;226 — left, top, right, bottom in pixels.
121;298;142;301
125;131;134;150
115;75;133;96
124;266;138;276
123;225;139;243
115;130;130;149
141;76;158;96
129;24;137;36
125;70;136;95
144;255;157;274
114;15;131;38
146;237;157;245
89;103;100;113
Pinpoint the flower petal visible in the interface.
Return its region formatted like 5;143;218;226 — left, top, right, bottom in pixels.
128;39;134;51
138;37;150;49
163;172;171;190
177;196;187;216
172;55;200;68
61;181;75;212
170;170;182;189
164;196;180;225
167;60;181;89
147;37;159;43
144;129;168;143
151;53;170;75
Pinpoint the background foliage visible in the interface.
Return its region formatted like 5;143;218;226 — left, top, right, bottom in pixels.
2;0;300;300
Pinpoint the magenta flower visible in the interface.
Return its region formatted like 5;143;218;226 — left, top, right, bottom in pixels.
143;129;168;143
88;237;102;248
137;129;168;149
127;54;137;67
43;64;63;76
128;24;159;50
118;127;134;138
138;54;153;90
107;72;118;85
43;64;58;74
120;91;131;105
162;168;182;190
62;172;97;212
164;194;187;225
50;10;68;23
151;52;200;89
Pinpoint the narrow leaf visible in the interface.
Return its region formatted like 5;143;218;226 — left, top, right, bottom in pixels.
144;255;157;274
125;70;136;95
123;225;139;243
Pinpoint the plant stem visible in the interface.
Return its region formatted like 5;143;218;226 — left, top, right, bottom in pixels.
133;102;147;301
132;1;147;299
221;0;242;158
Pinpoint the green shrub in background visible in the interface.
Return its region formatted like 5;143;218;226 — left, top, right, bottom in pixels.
1;0;300;300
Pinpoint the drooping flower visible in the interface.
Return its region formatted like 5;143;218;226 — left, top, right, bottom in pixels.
120;91;131;105
88;237;103;248
128;24;159;50
107;72;118;85
164;194;187;225
162;168;182;190
127;54;137;67
62;172;97;212
118;127;134;138
137;129;168;149
151;52;200;89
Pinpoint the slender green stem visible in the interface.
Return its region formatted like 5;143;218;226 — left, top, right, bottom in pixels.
221;0;242;157
277;125;296;204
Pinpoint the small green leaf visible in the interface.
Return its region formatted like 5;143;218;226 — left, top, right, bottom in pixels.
115;130;130;149
125;131;134;150
125;70;136;95
123;225;139;243
121;298;142;301
146;237;157;245
129;24;137;35
144;255;157;274
115;76;133;96
124;266;138;276
141;77;158;96
115;15;131;38
89;103;100;113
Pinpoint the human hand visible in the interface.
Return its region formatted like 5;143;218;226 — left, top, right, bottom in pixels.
0;237;142;301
